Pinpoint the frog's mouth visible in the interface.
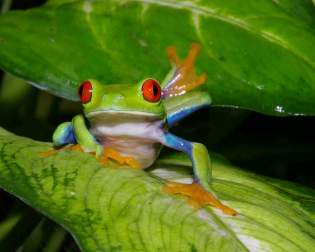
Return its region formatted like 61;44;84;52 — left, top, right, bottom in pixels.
86;110;163;124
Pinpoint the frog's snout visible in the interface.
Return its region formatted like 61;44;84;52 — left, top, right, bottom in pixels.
101;93;125;107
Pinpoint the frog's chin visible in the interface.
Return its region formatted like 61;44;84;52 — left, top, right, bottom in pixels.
85;110;163;123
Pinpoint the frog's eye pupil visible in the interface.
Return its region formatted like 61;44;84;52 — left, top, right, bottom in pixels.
153;84;159;96
142;79;161;103
78;80;92;104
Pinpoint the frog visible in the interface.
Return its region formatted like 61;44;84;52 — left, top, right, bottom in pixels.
49;43;237;216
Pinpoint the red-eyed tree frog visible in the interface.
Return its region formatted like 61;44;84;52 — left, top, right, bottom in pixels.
50;44;237;216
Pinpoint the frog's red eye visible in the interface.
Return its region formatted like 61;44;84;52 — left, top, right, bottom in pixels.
78;80;92;104
141;79;161;103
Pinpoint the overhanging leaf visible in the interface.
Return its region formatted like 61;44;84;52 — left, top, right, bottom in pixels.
1;0;315;115
0;128;314;251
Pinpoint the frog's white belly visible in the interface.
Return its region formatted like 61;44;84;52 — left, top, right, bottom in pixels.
90;121;164;168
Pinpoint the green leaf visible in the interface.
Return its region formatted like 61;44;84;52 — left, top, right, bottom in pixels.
1;0;315;115
0;127;314;251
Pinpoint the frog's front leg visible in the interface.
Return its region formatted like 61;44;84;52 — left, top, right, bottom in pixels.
161;132;237;216
46;114;103;156
52;122;76;147
49;115;140;168
70;114;103;155
71;116;137;167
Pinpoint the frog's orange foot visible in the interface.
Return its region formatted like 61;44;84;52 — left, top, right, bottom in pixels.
163;182;238;216
167;42;200;69
40;144;83;157
165;43;207;97
98;148;141;169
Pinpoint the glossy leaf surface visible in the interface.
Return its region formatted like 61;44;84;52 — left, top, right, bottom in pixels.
1;0;315;115
0;128;314;251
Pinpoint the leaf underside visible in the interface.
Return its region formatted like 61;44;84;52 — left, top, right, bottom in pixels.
1;0;315;115
0;128;314;251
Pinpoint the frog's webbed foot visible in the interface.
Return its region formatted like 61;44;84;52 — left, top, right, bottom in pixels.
163;181;238;216
163;43;207;98
98;147;141;169
41;145;140;169
40;144;83;157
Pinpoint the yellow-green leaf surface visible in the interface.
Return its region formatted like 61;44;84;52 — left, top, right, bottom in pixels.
1;0;315;115
0;128;314;251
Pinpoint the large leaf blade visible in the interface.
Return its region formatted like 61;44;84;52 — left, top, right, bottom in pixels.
1;0;315;115
0;128;314;251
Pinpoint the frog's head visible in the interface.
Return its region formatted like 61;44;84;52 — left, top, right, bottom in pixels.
78;79;165;123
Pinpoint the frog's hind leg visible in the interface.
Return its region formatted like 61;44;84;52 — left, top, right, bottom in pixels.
160;132;238;216
40;122;80;157
53;122;77;147
42;115;102;157
162;43;207;99
164;182;236;215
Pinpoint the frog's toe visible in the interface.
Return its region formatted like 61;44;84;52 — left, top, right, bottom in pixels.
40;148;58;157
124;157;141;169
98;148;141;169
40;144;83;157
163;181;238;216
67;144;84;152
166;45;181;66
163;43;207;98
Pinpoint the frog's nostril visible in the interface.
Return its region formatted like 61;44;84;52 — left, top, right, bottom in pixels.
113;94;124;102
